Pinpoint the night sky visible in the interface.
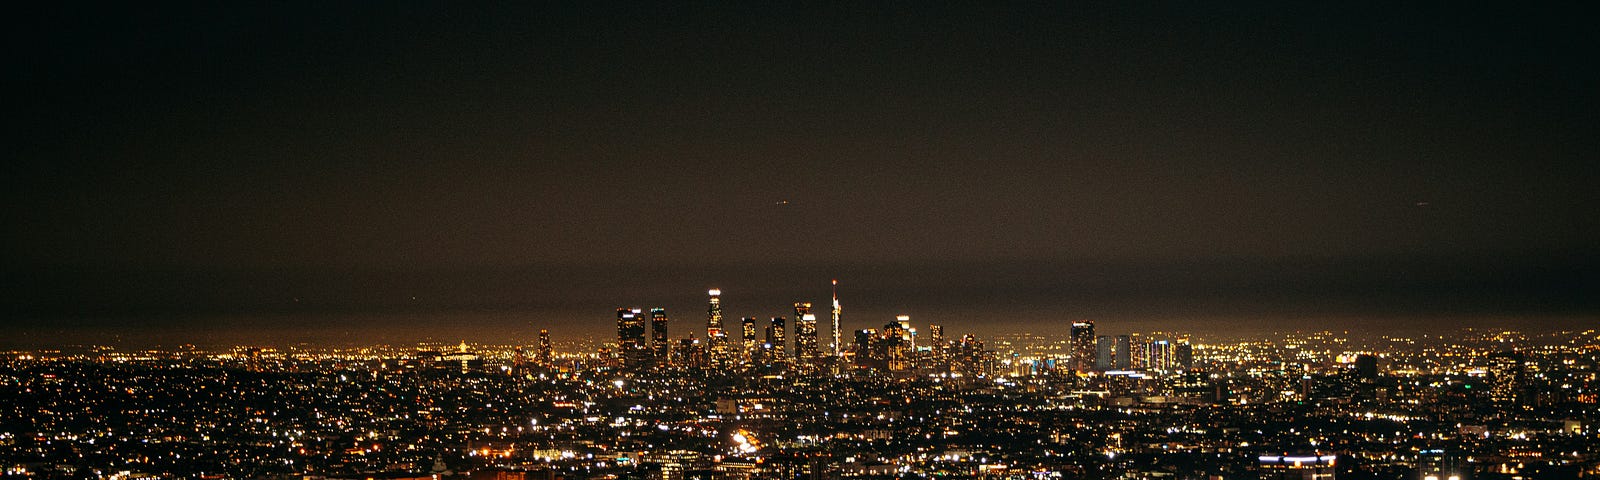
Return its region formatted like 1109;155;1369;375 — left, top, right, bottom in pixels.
5;3;1597;346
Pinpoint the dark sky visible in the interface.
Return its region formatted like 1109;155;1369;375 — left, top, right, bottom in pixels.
5;3;1597;346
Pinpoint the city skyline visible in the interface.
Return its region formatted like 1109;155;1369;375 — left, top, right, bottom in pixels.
5;3;1599;479
6;275;1595;350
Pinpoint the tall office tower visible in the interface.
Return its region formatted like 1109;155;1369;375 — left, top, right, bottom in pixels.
706;289;730;369
795;313;819;364
538;329;552;365
1174;341;1193;371
882;321;909;371
1095;335;1114;370
766;316;787;359
854;329;875;350
1149;339;1173;372
792;302;813;361
677;335;704;369
929;324;945;360
852;328;879;368
894;315;915;350
1114;335;1131;370
741;317;759;362
650;308;670;361
1069;320;1095;373
617;308;647;367
830;280;843;357
954;334;986;376
1488;351;1524;403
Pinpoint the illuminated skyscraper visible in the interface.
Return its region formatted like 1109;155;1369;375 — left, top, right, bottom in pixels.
766;316;787;360
617;308;647;367
795;313;819;365
830;280;842;358
1069;320;1095;373
706;289;730;369
651;308;669;361
883;320;909;372
894;314;914;350
1488;351;1524;404
537;329;552;365
793;302;817;363
953;333;986;376
1095;335;1113;371
854;329;875;351
741;316;758;363
707;289;724;335
1148;339;1172;372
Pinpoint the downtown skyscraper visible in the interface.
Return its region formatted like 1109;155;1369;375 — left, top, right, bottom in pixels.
795;318;819;366
706;289;731;370
650;308;669;361
537;329;552;366
831;280;843;358
794;302;819;366
1070;320;1095;373
617;308;647;367
741;316;759;363
766;316;787;360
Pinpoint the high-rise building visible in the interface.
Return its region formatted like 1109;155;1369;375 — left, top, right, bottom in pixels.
1174;340;1193;371
1148;339;1172;372
852;328;880;369
830;280;843;358
854;329;875;350
537;329;552;365
883;320;909;372
741;317;759;363
1095;335;1114;371
706;289;730;369
795;311;819;365
793;302;814;363
651;308;669;361
677;335;704;369
953;334;988;377
894;315;915;350
766;316;787;359
1114;335;1131;370
1069;320;1095;373
1488;351;1524;403
617;308;647;367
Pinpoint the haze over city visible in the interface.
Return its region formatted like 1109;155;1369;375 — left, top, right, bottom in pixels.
6;3;1596;345
5;4;1600;480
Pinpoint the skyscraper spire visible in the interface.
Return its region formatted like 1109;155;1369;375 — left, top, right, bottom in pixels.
831;279;842;358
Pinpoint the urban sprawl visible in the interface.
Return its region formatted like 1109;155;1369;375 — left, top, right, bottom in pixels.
3;286;1597;480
